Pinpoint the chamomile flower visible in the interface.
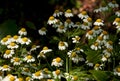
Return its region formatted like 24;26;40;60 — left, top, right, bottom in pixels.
23;55;35;63
25;77;34;81
53;9;63;17
3;49;14;58
52;69;62;79
30;45;40;52
0;37;11;45
37;51;46;58
113;18;120;25
100;31;109;40
104;41;113;49
103;48;113;57
78;11;89;19
116;24;120;32
32;70;44;80
18;28;27;36
101;55;109;62
2;74;17;81
64;18;74;28
51;57;63;67
72;36;81;43
83;17;92;26
47;79;55;81
47;16;58;25
74;47;84;53
52;19;63;28
94;19;104;26
81;22;91;30
56;25;67;33
0;65;11;71
71;75;78;81
11;57;22;65
91;42;101;50
96;36;105;45
73;22;81;28
41;46;52;54
114;67;120;76
42;68;51;78
38;27;47;35
85;61;94;67
64;9;73;17
115;10;120;17
94;63;103;70
92;26;102;35
7;42;19;49
11;35;21;43
108;0;119;8
19;37;31;45
86;30;95;39
58;41;68;50
15;77;24;81
94;8;102;13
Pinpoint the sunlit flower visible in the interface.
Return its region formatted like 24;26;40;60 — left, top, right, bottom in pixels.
100;31;109;40
0;65;11;71
92;26;103;35
86;30;95;39
3;49;14;58
15;77;24;81
53;9;63;17
2;74;17;81
52;69;62;79
91;42;101;50
94;63;103;70
18;28;27;36
38;27;47;35
83;17;92;26
32;70;44;80
81;22;91;30
52;19;63;28
11;35;21;43
108;0;119;8
94;19;104;26
113;18;120;25
58;41;68;50
41;46;52;54
47;79;55;81
47;16;58;25
74;47;84;53
56;25;67;33
19;37;31;45
72;36;81;43
114;67;120;76
30;45;40;52
11;57;22;65
7;42;19;49
25;77;34;81
101;55;109;62
0;37;11;45
115;10;120;17
64;9;73;17
23;55;35;63
51;57;63;67
64;18;74;28
78;11;89;19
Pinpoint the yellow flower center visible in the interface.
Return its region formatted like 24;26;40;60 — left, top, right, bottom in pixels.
26;77;30;81
73;76;78;80
21;28;26;32
76;22;81;25
88;30;93;35
27;55;32;59
116;68;120;72
66;19;71;23
94;42;99;46
43;68;49;73
10;42;16;46
23;68;29;72
59;41;65;46
87;17;92;22
75;36;80;41
108;41;113;45
49;16;54;20
5;50;11;54
43;46;48;50
115;18;120;22
55;69;60;75
81;11;87;15
22;37;28;42
59;25;64;29
41;27;46;31
18;78;23;81
6;35;12;38
3;65;9;68
96;19;102;22
48;79;52;81
32;45;36;48
2;37;8;42
10;76;15;81
93;26;99;30
97;36;103;40
13;35;18;39
35;71;41;76
66;9;72;13
102;31;108;35
54;9;59;13
75;47;80;51
71;52;76;57
56;57;61;63
107;48;113;52
14;57;20;62
83;22;88;26
95;63;100;67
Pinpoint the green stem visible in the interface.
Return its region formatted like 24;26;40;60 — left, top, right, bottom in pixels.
45;59;53;71
66;57;69;73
